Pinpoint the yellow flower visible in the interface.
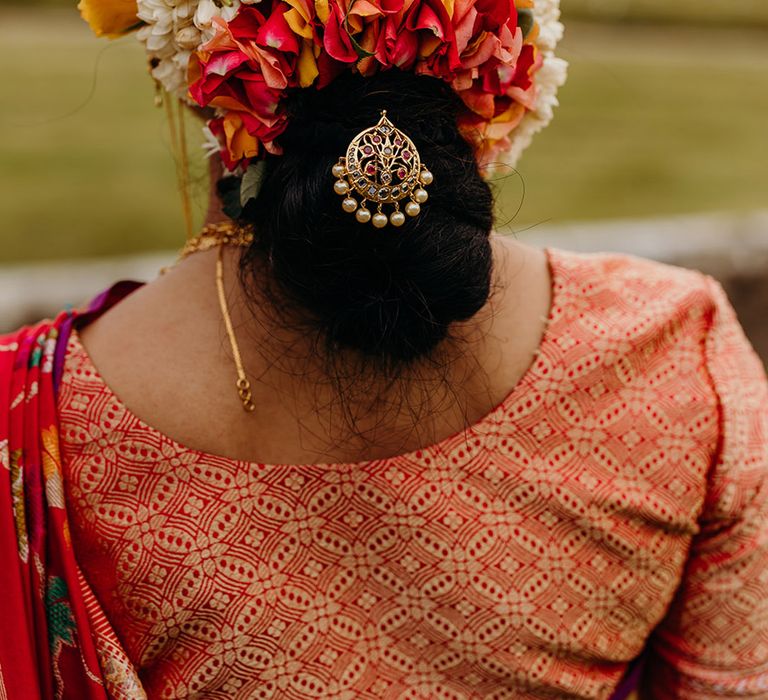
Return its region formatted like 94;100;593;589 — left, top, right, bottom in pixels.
77;0;140;38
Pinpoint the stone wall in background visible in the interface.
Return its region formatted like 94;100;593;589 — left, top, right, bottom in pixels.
2;210;766;367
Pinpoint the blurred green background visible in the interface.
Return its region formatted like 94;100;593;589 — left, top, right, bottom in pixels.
1;1;767;262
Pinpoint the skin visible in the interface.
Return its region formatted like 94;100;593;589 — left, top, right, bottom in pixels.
78;158;553;466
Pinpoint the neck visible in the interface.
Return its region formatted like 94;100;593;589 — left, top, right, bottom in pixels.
203;155;232;229
195;155;518;390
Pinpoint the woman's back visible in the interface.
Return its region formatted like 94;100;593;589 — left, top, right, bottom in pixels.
74;235;552;467
56;244;768;698
4;1;768;696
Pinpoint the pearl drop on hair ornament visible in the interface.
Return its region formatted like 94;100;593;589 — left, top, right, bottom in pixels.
372;212;388;228
405;201;420;217
331;110;432;228
390;210;405;227
334;180;349;195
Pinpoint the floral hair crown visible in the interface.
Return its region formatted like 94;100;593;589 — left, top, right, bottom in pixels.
79;0;566;180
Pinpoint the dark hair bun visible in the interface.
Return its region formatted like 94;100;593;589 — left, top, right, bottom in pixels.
233;67;496;366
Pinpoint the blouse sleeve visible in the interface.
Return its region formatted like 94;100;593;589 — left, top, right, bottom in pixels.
640;274;768;699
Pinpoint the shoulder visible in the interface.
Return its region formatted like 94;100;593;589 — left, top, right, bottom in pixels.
549;247;763;375
697;269;768;523
547;246;717;350
550;245;712;310
0;321;52;364
0;281;144;383
544;248;766;517
0;314;75;393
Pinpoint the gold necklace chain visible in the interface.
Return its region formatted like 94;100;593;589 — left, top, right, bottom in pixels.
179;221;254;259
215;244;256;413
167;221;257;413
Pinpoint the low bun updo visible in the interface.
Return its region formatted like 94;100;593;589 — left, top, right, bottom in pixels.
225;68;499;377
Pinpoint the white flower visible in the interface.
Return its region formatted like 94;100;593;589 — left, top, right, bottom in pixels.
135;0;264;99
487;0;568;175
194;0;240;42
193;0;219;27
201;123;223;159
532;0;565;53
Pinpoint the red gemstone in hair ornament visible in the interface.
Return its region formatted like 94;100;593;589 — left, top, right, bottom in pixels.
330;110;434;228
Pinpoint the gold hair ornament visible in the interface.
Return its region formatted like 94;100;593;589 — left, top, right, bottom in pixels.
331;110;433;228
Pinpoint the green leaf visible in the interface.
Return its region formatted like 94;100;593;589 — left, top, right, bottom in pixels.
348;29;376;59
217;174;243;219
240;161;266;207
343;0;376;59
517;9;535;39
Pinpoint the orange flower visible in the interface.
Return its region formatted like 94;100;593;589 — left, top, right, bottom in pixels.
41;426;66;511
77;0;140;38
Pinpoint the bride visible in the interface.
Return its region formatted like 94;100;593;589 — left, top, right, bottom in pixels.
1;1;766;698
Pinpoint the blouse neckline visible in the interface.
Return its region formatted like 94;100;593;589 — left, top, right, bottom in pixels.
64;245;560;471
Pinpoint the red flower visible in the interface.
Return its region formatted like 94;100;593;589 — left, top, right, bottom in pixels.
188;0;547;171
369;4;421;71
322;1;359;63
188;4;304;165
410;0;462;78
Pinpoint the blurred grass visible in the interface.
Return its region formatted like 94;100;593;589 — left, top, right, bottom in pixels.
0;9;205;262
562;0;768;28
0;8;767;262
496;22;768;232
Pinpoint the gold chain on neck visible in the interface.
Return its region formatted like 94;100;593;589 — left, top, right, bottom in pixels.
215;243;256;413
179;221;254;260
166;220;257;413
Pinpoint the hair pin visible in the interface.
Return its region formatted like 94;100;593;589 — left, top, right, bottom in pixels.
331;110;433;228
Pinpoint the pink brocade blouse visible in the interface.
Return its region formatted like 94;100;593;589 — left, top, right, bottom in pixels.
57;246;768;699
